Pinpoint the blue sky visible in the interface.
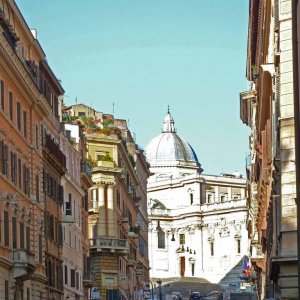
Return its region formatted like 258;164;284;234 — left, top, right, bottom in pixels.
16;0;250;175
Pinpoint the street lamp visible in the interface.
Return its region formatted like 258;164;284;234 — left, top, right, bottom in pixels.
157;279;162;300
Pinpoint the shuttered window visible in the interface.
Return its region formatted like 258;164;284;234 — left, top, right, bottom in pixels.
1;140;8;176
64;265;68;285
12;217;17;249
23;111;27;138
17;101;21;130
18;158;21;189
0;80;4;110
70;269;75;287
20;222;25;249
4;211;9;247
36;174;39;202
26;226;30;251
9;91;13;120
38;234;42;263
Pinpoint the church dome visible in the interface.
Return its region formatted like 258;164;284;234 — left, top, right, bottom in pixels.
145;110;200;169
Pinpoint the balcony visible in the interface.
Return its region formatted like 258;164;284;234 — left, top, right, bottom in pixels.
97;160;115;168
43;134;66;170
81;161;92;177
62;214;75;223
0;11;19;53
83;272;94;288
11;249;36;281
89;237;128;254
23;59;39;87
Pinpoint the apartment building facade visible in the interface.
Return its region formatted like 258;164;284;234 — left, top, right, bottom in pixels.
63;104;150;300
60;121;93;300
240;0;298;298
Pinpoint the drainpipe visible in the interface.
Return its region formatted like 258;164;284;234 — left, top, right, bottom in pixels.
292;0;300;296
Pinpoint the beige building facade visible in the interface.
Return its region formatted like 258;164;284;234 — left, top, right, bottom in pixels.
240;0;298;298
63;104;150;300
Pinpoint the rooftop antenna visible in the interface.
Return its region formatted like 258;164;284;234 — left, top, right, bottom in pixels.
75;97;78;105
113;102;115;116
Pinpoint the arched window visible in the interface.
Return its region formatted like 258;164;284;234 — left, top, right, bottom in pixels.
157;229;165;249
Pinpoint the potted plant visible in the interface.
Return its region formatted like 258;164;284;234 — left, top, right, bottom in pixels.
252;65;259;79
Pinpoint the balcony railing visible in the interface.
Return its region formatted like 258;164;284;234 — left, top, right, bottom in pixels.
89;237;128;254
81;161;92;177
0;12;19;53
97;160;115;168
44;134;66;168
83;272;94;287
12;249;35;265
246;153;251;167
62;214;75;223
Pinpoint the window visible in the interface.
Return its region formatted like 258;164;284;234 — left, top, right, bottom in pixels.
220;195;226;203
41;124;45;146
23;111;27;138
237;239;241;254
12;217;17;249
190;193;193;205
4;211;9;247
76;271;79;289
70;269;75;287
157;229;165;249
38;234;42;263
20;222;24;249
78;111;86;116
207;193;213;204
17;102;21;130
191;263;195;276
65;265;68;285
26;226;30;251
210;242;214;256
179;234;185;245
18;158;21;189
36;125;39;148
23;164;30;196
5;280;9;300
0;80;4;110
1;139;8;176
10;151;17;184
66;193;72;215
9;91;13;120
36;174;39;202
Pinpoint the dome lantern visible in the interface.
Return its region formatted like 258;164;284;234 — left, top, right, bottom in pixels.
162;106;176;133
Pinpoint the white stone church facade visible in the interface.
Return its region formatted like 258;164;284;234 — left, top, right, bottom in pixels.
145;111;248;289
